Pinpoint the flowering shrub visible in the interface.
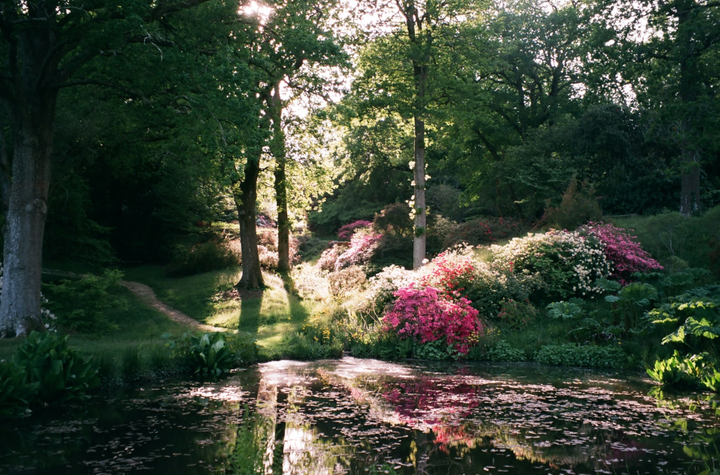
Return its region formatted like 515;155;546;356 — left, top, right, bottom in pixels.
291;263;330;301
420;246;476;298
442;216;527;248
383;286;482;356
327;266;367;297
337;220;372;240
492;230;611;300
335;231;382;270
320;229;382;272
257;229;300;270
463;262;538;318
365;265;417;313
580;222;663;283
318;242;349;272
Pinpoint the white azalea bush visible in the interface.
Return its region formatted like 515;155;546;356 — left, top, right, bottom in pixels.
364;264;418;314
491;230;611;300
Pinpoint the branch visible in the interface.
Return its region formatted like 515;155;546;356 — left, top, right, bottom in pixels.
151;0;213;20
53;78;149;102
56;48;102;85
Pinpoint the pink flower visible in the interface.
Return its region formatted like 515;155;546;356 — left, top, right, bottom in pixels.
382;286;483;355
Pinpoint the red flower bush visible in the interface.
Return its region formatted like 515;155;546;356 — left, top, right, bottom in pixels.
337;220;372;240
383;286;482;355
581;222;663;282
420;249;475;299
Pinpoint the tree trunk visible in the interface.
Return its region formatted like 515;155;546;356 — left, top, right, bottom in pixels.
269;84;290;272
0;121;55;336
0;118;10;214
274;163;290;272
0;24;58;336
680;151;701;216
676;0;703;216
413;114;427;269
402;0;429;269
235;156;264;290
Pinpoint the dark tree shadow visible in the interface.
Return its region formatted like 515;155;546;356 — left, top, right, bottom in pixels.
238;288;264;338
280;272;310;324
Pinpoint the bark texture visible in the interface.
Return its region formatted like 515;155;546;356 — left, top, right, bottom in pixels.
0;16;58;335
269;84;290;272
402;0;429;269
235;156;265;290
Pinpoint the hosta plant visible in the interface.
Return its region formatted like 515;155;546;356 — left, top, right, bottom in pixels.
646;351;711;388
14;331;99;404
187;333;233;376
0;362;38;419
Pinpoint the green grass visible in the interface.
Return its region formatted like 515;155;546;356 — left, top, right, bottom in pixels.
0;284;185;384
122;265;242;321
121;265;319;357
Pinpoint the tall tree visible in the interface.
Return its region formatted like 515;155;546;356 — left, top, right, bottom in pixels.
0;0;234;336
612;0;720;215
350;0;480;268
245;0;344;272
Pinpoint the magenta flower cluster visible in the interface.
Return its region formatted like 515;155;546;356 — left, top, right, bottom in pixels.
337;220;373;240
383;285;482;355
581;222;663;282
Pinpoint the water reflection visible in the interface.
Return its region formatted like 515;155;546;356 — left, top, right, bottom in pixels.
252;358;720;475
2;359;720;474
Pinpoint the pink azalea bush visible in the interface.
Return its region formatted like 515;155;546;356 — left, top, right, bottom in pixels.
383;285;482;356
335;231;382;270
320;229;382;272
337;220;373;240
580;222;663;282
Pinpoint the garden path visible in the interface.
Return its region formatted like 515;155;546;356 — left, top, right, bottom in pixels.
118;281;225;332
42;269;224;332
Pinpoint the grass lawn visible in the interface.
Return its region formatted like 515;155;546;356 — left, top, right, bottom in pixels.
121;265;319;356
0;284;185;381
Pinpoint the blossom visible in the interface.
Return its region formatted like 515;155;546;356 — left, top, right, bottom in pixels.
383;286;483;356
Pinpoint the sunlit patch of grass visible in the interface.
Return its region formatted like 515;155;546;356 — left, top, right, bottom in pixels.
122;265;242;322
123;265;321;358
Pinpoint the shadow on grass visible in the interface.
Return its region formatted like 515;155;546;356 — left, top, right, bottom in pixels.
238;290;264;338
281;272;310;324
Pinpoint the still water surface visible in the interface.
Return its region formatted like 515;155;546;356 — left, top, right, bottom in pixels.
2;358;719;474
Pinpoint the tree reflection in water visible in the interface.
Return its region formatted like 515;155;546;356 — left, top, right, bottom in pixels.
231;358;720;475
4;358;717;474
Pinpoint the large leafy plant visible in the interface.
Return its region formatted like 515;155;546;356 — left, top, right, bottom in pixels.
186;333;234;376
0;362;38;419
647;292;720;391
14;331;99;404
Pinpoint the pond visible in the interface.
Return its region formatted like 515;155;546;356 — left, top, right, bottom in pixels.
2;358;719;474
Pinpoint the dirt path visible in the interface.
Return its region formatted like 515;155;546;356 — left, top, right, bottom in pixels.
118;281;225;333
